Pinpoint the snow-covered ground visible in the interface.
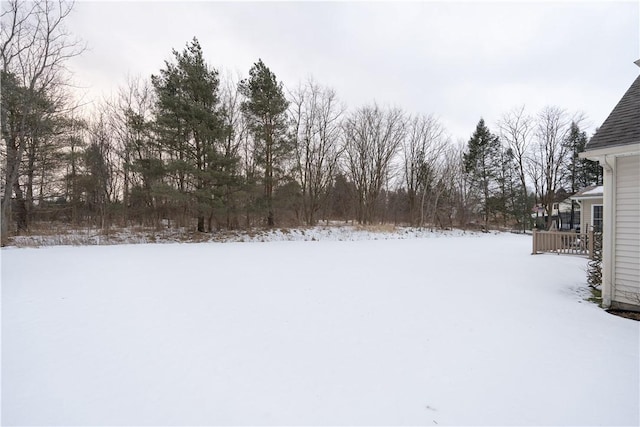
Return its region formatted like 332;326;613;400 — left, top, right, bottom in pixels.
2;233;639;425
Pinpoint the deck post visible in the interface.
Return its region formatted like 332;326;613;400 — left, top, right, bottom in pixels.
532;229;537;254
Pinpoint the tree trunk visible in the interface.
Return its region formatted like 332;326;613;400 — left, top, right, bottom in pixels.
13;179;27;233
2;137;26;242
1;143;18;245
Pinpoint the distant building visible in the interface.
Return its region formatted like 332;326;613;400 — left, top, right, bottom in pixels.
570;186;603;232
531;192;580;231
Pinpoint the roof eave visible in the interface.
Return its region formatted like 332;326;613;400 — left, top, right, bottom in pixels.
580;142;640;161
570;194;603;201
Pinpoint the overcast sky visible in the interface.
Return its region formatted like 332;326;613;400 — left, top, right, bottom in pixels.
66;1;639;142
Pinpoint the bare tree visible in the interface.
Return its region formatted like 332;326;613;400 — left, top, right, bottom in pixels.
61;112;87;225
214;69;246;229
289;78;345;225
229;69;260;228
84;112;116;229
401;114;447;226
527;106;578;229
105;75;158;225
343;104;406;224
1;0;83;245
498;105;533;232
439;139;473;228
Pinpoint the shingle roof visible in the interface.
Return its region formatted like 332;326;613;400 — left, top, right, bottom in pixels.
585;74;640;151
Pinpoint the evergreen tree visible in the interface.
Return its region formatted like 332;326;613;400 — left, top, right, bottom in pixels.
62;115;88;226
1;71;60;232
564;121;601;229
152;38;235;232
0;0;83;245
122;107;163;224
585;129;603;187
82;141;111;226
565;122;601;190
463;118;501;229
239;59;291;227
492;146;522;227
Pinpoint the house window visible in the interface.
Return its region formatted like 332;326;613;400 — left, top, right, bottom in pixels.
592;204;603;232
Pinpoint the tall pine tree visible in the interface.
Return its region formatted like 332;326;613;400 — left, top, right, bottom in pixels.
152;38;235;232
564;121;601;229
463;118;501;229
239;59;291;227
565;121;601;191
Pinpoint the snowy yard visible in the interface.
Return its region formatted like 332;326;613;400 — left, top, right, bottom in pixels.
2;232;639;425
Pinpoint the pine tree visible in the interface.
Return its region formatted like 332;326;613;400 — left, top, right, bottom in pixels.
239;59;291;227
564;121;601;229
152;38;234;232
463;118;501;229
1;71;62;233
565;122;600;190
493;146;522;227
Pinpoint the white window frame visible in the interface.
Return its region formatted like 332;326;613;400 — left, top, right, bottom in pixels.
592;204;603;231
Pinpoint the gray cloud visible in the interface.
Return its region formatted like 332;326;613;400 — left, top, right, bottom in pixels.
66;1;639;140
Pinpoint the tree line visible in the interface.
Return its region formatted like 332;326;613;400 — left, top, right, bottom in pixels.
0;1;601;245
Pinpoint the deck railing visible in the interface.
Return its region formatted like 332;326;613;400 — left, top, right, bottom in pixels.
532;230;594;259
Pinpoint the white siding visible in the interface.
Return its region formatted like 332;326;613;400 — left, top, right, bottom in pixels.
582;200;594;230
614;155;640;306
579;199;603;231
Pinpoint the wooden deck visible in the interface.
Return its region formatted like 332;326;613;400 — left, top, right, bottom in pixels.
532;230;595;259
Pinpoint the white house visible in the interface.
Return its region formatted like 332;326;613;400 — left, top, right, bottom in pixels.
570;185;603;232
532;198;580;231
580;64;640;311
